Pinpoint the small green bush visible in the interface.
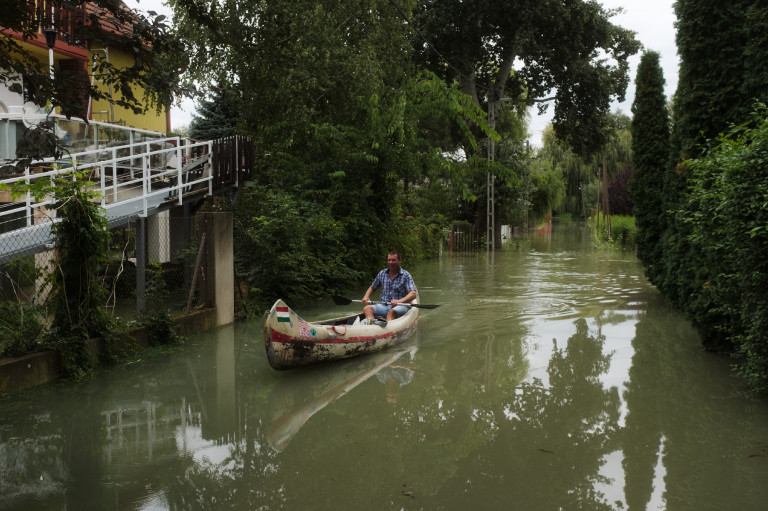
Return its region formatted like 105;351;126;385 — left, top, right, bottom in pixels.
591;215;637;251
0;301;45;358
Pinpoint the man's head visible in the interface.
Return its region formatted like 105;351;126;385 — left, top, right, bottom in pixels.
387;250;402;272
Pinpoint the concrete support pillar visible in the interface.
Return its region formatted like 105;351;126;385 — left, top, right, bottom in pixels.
135;215;146;311
203;212;234;326
147;210;170;264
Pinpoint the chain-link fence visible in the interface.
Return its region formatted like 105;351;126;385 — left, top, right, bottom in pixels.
0;212;204;320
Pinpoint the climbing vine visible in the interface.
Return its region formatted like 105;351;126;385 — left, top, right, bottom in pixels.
3;169;114;378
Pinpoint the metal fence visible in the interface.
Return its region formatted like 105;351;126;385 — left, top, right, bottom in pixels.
0;213;204;319
448;223;483;252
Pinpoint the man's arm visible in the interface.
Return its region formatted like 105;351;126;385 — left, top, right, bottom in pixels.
394;289;417;305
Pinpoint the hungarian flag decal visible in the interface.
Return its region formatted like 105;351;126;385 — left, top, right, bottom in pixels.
276;306;290;322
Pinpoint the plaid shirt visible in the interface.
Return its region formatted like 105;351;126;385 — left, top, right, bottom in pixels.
371;268;416;302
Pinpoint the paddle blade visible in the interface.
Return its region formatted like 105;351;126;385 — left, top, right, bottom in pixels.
413;304;440;309
332;295;353;306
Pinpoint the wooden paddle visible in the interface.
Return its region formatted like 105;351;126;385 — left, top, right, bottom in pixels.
332;295;440;309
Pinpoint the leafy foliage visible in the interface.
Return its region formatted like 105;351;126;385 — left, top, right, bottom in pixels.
681;107;768;392
136;264;186;347
233;185;362;312
607;164;633;216
0;301;44;357
189;88;243;140
592;215;637;251
0;0;186;119
2;170;115;376
412;0;640;156
46;172;114;377
672;1;768;160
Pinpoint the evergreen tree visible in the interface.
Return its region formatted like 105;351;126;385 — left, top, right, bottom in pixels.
188;89;241;140
629;52;670;285
672;0;768;160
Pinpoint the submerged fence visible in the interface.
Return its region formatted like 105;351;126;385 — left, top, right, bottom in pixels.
448;223;482;252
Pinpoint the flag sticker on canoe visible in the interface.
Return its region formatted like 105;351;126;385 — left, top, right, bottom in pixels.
276;307;290;322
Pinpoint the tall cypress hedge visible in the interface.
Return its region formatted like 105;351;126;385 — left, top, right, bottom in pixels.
638;1;768;390
629;52;670;285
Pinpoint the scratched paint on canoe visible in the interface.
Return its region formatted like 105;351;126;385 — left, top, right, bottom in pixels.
264;298;420;369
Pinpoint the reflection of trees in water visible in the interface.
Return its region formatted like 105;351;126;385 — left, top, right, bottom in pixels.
157;317;621;509
622;294;768;510
428;317;619;509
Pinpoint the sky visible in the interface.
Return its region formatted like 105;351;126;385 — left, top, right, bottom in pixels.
126;0;679;143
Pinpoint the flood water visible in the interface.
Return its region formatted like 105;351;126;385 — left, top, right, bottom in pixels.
2;222;768;510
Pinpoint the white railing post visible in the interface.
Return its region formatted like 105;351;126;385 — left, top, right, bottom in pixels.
176;137;183;205
100;163;106;208
142;147;149;216
208;140;214;196
112;147;118;202
24;165;32;227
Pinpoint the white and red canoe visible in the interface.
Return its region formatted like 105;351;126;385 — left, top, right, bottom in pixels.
264;298;420;369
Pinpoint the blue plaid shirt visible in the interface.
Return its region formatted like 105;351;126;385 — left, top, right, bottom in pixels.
371;268;416;302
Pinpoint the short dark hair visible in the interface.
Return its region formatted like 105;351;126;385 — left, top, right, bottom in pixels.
388;250;401;260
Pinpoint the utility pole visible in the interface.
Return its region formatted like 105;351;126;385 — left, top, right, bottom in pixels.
487;97;496;251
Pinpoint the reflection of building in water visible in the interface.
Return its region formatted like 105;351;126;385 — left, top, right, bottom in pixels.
0;329;242;509
101;329;241;465
101;398;204;465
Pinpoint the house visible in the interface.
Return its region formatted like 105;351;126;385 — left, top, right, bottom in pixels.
0;0;170;160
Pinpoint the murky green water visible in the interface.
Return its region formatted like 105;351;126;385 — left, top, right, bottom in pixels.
2;223;768;510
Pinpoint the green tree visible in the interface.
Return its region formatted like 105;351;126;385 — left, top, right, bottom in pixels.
412;0;640;157
672;1;768;160
682;107;768;391
655;1;768;354
188;88;243;140
171;1;492;304
536;126;594;220
629;51;670;284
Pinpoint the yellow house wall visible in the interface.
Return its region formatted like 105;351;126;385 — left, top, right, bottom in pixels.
89;47;168;133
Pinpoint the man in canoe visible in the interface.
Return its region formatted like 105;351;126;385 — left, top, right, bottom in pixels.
361;250;418;322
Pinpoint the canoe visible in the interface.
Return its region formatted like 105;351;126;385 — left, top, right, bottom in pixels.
264;298;420;369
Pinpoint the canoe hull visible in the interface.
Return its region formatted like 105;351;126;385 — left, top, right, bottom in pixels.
264;299;419;369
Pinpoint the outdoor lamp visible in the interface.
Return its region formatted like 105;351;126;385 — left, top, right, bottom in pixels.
44;26;56;82
44;26;57;49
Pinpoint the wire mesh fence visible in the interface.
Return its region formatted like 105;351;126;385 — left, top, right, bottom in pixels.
0;213;204;320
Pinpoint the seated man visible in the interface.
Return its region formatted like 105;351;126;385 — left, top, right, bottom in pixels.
361;250;417;322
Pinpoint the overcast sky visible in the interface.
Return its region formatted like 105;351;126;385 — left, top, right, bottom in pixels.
126;0;679;142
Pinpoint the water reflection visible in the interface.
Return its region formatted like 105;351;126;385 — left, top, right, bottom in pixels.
267;345;417;452
2;223;768;509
